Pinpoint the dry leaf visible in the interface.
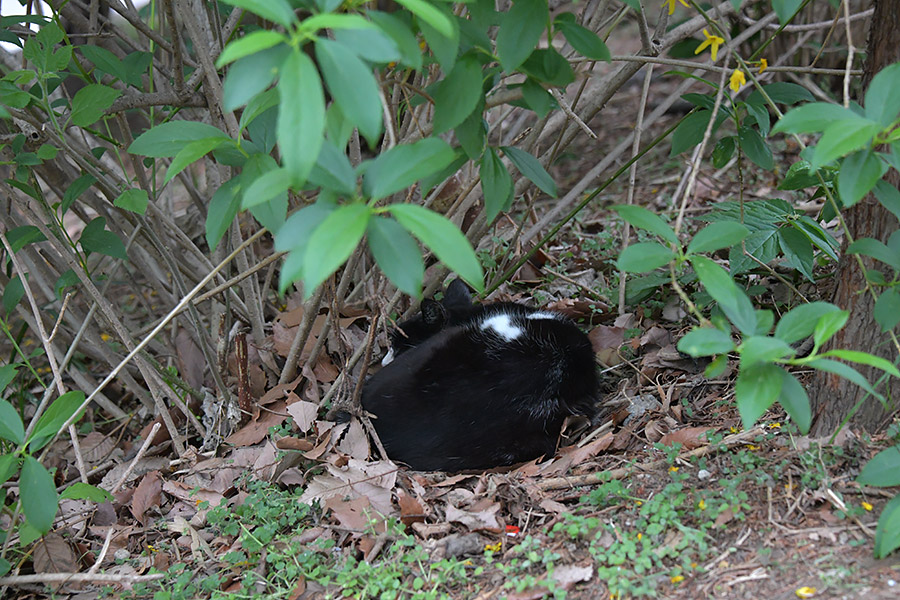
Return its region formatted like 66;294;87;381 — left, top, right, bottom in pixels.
286;400;319;434
337;419;369;460
33;534;78;574
224;399;287;446
300;459;398;516
396;489;426;526
659;426;715;450
445;502;502;532
131;471;163;525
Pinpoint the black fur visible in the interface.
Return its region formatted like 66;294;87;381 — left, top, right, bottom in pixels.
362;280;599;471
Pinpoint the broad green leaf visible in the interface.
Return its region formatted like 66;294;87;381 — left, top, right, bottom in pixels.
0;398;25;444
864;63;900;127
807;358;883;403
777;370;811;433
242;155;287;232
772;102;857;135
811;118;881;169
778;160;820;191
0;363;18;394
432;54;483;134
80;44;126;80
520;48;574;87
308;141;356;196
496;0;547;72
745;100;771;138
874;288;900;332
79;218;128;261
69;84;121;127
367;217;425;297
747;82;813;106
812;310;849;349
738;125;774;170
616;242;675;273
670;110;712;156
27;390;86;451
0;454;18;487
387;204;484;292
315;38;382;145
819;349;900;378
792;217;840;262
3;275;25;315
419;6;459;72
276;201;337;293
501;146;557;197
778;226;815;282
205;177;242;250
857;445;900;487
113;188;148;215
242;167;293;209
774;302;841;344
278;50;325;186
875;179;900;222
456;104;487;159
300;13;378;34
394;0;455;39
216;29;286;67
129;122;229;157
480;147;514;222
20;456;58;534
838;149;885;207
333;27;400;64
521;78;554;119
240;88;280;132
556;20;610;61
676;327;734;357
611;205;678;245
847;237;900;271
711;136;736;168
5;225;45;253
739;336;795;369
369;10;422;71
223;44;289;111
772;0;803;24
686;222;749;254
60;482;115;502
735;363;783;430
364;138;456;200
873;493;900;558
220;0;295;29
164;137;228;185
690;255;757;335
303;204;371;296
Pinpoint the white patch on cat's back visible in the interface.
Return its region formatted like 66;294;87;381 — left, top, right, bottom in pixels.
480;313;523;341
381;347;395;366
526;311;560;320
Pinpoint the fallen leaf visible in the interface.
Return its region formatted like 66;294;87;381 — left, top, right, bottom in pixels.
286;400;319;434
659;427;714;450
396;489;426;526
224;399;287;446
337;419;369;460
300;459;398;516
131;471;163;525
445;502;503;532
33;534;78;575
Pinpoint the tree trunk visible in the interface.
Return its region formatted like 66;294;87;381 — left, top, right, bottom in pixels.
809;0;900;436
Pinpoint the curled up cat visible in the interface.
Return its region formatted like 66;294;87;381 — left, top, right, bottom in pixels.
361;279;600;471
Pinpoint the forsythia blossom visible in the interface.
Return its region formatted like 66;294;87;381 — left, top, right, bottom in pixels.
695;29;725;62
730;69;746;92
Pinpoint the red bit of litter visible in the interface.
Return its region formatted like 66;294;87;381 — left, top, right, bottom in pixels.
506;525;520;537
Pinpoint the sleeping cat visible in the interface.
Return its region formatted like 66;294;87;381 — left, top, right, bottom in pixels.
362;279;599;471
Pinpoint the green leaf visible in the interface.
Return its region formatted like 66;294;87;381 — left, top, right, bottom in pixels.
735;363;783;430
20;456;58;534
69;84;121;127
364;138;456;200
812;310;849;349
333;27;400;64
113;188;148;215
418;6;459;72
164;137;228;185
0;398;25;444
27;390;86;451
520;48;574;88
303;204;371;295
711;136;736;168
205;177;242;250
220;0;296;29
395;0;455;39
387;204;484;292
433;54;483;134
677;327;734;357
778;160;820;191
772;102;858;135
500;146;556;197
367;217;425;297
847;237;900;271
315;38;382;146
60;482;115;502
792;217;840;262
616;242;675;273
774;302;841;344
611;205;679;245
838;149;885;207
480;147;514;222
223;44;289;111
0;453;19;487
3;275;25;316
242;167;293;209
5;225;46;254
0;363;19;395
520;78;553;119
747;81;813;106
275;201;337;293
873;493;900;558
812;117;881;169
874;288;900;332
496;0;547;72
690;255;756;335
308;141;357;196
129;122;229;157
278;50;325;186
79;218;128;261
739;336;795;369
807;358;883;403
300;13;378;34
216;29;286;67
738;125;774;170
242;154;287;232
556;20;610;61
778;226;815;282
858;445;900;487
686;222;749;254
369;10;422;71
456;104;487;159
819;349;900;378
777;369;811;433
80;44;126;80
670;110;712;157
864;63;900;127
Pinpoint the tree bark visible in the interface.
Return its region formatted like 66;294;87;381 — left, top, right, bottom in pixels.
809;0;900;435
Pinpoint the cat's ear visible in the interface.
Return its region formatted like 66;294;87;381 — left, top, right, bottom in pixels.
443;278;473;310
421;299;447;327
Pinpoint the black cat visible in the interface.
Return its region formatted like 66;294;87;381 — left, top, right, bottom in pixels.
362;280;599;471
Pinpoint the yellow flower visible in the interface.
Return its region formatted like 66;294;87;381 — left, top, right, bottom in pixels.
796;587;816;598
671;575;685;584
698;499;706;510
862;502;873;511
484;541;502;552
730;69;746;92
695;29;725;62
637;532;642;540
665;0;689;15
759;58;768;74
669;466;679;472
